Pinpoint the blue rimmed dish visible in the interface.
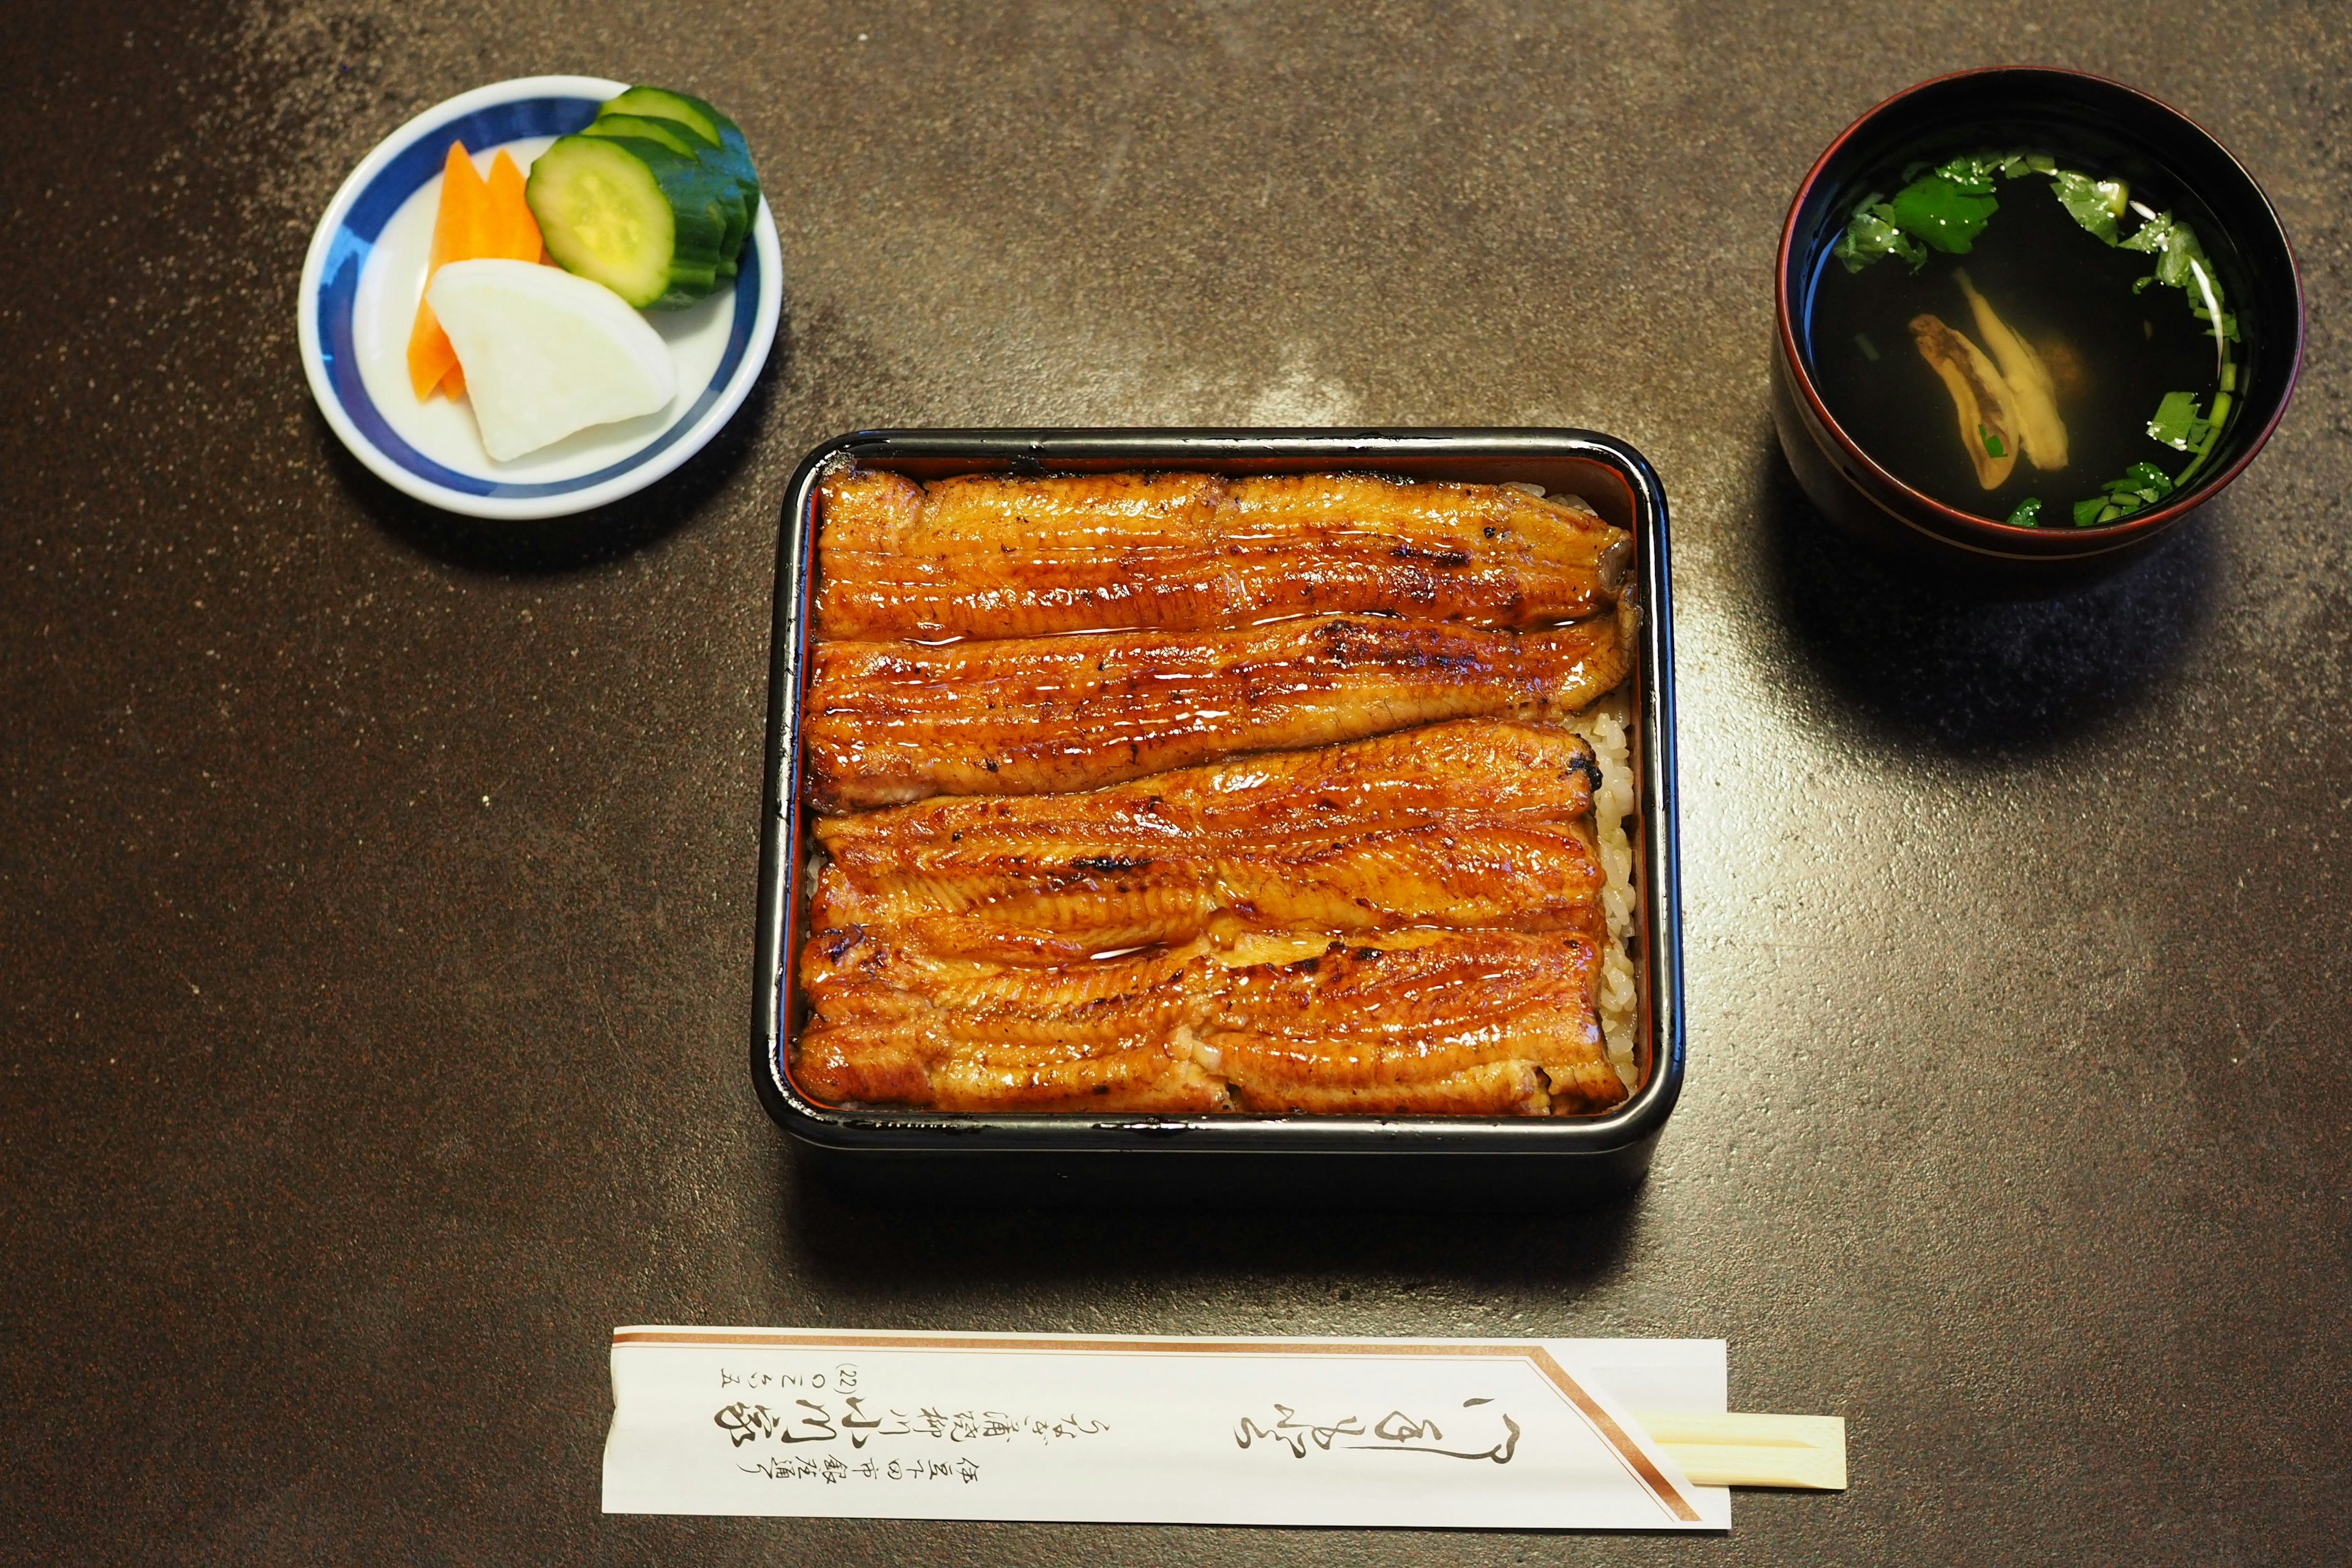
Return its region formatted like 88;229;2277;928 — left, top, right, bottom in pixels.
298;75;782;521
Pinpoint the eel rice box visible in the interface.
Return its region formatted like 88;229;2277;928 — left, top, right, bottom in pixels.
752;429;1683;1207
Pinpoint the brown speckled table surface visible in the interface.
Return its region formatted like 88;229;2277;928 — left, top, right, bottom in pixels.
6;2;2348;1563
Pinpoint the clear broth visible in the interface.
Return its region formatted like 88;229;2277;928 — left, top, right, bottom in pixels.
1806;166;2226;523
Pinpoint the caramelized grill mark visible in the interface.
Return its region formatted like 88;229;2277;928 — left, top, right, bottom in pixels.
810;721;1604;960
1202;935;1616;1114
813;826;1603;962
819;719;1599;863
791;930;1623;1118
812;467;1632;639
804;614;1629;810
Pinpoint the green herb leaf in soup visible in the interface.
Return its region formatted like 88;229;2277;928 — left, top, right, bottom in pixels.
2073;461;2177;527
2119;206;2239;372
1885;172;2000;255
2145;389;2212;451
1932;150;2029;190
2120;210;2204;286
2050;170;2129;244
1834;201;1928;272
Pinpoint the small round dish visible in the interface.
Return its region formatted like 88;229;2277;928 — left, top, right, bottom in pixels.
1771;67;2302;579
298;75;782;521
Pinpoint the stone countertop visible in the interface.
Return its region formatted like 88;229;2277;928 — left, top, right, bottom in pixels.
4;2;2346;1563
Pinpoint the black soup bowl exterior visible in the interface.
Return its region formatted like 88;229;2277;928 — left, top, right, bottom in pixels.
1773;67;2304;582
752;428;1684;1210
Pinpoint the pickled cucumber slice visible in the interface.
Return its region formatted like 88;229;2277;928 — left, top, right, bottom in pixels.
524;134;727;309
597;86;761;259
581;112;749;277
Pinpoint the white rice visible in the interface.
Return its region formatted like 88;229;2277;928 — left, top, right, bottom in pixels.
1567;693;1640;1093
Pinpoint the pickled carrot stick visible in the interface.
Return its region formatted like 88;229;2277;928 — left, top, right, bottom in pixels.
405;141;493;400
484;149;546;262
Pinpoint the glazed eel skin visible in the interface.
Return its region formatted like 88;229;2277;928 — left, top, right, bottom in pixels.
811;719;1607;963
804;606;1633;810
796;927;1626;1117
813;467;1634;640
794;722;1626;1117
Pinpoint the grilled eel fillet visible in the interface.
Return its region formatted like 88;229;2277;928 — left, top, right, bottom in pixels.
804;608;1633;810
812;720;1606;962
796;927;1624;1117
813;467;1634;639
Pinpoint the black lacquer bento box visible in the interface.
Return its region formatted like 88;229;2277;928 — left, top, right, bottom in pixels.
752;429;1684;1207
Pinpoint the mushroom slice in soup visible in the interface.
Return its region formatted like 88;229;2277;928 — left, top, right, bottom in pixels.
1955;270;2070;472
1909;312;2020;490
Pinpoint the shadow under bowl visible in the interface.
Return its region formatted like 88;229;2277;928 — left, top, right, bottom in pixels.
1772;66;2304;586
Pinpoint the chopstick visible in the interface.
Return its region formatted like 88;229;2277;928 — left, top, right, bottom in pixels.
1632;1412;1847;1490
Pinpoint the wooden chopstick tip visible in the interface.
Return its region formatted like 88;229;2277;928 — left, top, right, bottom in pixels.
1632;1411;1847;1491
